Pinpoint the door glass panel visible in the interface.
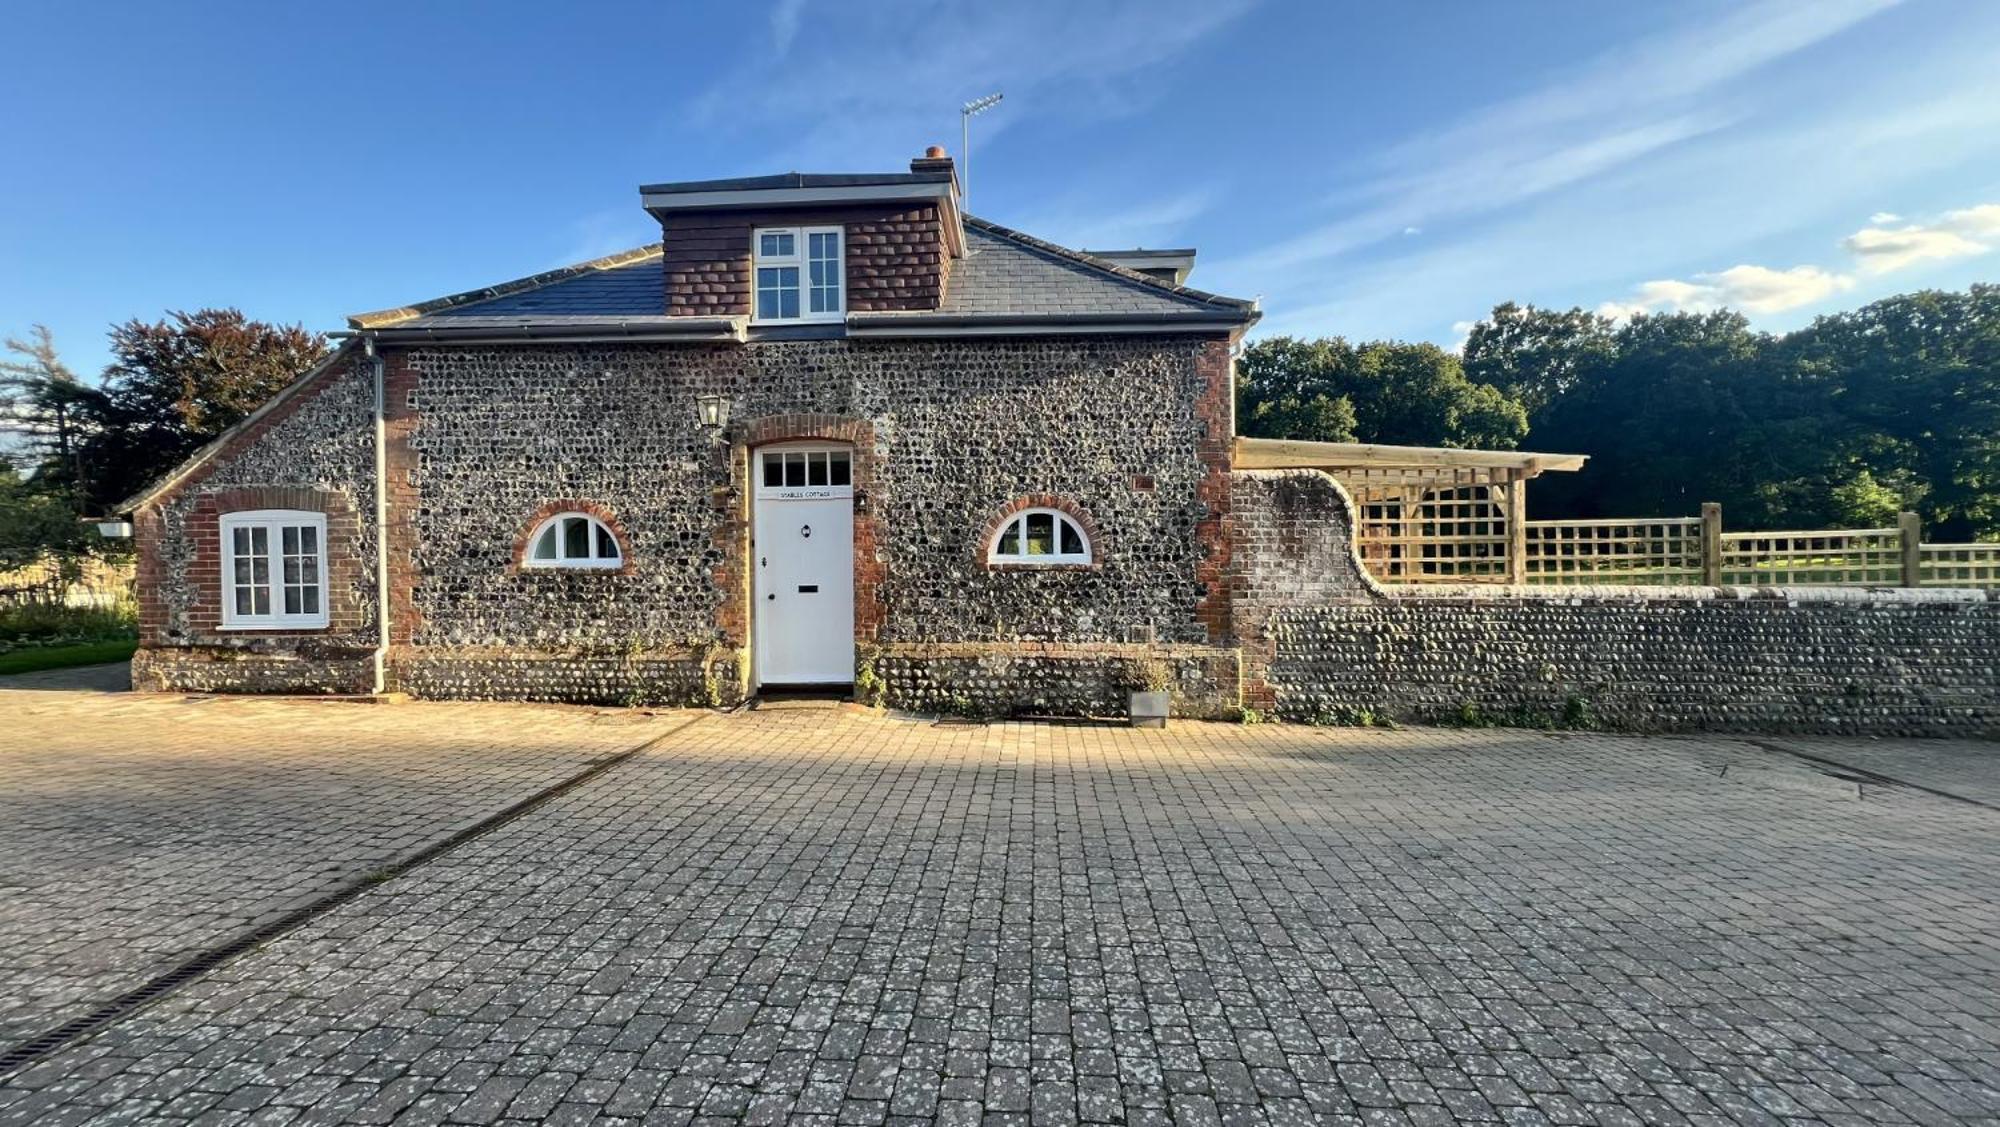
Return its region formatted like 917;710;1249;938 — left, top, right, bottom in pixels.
763;455;784;487
784;452;806;487
807;451;828;486
828;451;851;486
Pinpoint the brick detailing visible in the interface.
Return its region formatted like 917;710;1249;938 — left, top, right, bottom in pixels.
139;336;1225;706
181;486;366;638
1270;590;2000;736
382;353;421;648
662;204;949;317
1191;338;1236;645
508;500;638;575
1226;470;1377;711
133;348;369;650
731;413;887;646
131;340;381;698
976;495;1104;571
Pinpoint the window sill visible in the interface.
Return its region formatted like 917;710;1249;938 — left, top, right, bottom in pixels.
217;621;331;632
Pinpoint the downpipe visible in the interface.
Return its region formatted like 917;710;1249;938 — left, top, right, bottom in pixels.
365;334;390;696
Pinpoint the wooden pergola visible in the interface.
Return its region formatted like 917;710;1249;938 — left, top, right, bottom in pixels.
1235;437;1588;584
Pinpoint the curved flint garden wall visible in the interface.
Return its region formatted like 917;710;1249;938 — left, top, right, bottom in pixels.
1232;469;2000;736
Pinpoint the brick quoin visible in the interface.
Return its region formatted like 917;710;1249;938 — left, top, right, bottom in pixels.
1192;337;1235;648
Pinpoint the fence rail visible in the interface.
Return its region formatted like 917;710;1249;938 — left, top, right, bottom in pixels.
1352;498;1998;589
1522;517;1704;585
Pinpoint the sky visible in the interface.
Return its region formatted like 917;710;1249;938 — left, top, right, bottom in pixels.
4;0;1999;379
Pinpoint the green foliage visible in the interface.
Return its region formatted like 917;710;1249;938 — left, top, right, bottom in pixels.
1237;336;1529;450
853;644;886;707
1462;302;1617;416
0;599;136;646
65;309;329;512
1462;285;2000;538
0;469;93;570
0;638;139;676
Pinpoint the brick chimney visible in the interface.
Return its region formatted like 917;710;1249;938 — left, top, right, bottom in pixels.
910;145;957;186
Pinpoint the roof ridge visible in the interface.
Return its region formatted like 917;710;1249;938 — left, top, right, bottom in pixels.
961;215;1254;312
348;244;663;329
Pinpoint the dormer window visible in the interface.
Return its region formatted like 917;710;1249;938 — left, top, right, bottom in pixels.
754;226;843;323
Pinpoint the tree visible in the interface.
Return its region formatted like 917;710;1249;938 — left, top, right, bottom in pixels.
1236;336;1528;450
1777;285;2000;539
1462;302;1616;418
1526;310;1787;520
0;467;91;570
71;309;328;511
0;325;83;480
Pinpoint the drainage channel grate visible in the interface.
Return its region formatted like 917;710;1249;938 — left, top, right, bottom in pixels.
0;714;704;1079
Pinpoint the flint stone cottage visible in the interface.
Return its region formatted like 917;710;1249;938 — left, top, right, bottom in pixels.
121;148;1590;719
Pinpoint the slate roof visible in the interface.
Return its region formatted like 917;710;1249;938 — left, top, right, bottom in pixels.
935;220;1249;319
351;217;1254;331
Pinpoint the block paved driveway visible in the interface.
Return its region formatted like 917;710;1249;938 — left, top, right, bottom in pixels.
1;682;1998;1124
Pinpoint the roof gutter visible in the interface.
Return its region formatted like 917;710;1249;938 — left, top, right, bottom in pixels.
845;311;1256;338
329;318;747;345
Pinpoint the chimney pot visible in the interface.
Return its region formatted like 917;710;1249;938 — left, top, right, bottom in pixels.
925;145;947;159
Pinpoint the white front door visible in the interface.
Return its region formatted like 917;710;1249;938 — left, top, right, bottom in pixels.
753;443;856;685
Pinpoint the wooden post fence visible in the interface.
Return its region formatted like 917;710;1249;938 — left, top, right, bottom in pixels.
1899;510;1922;587
1700;502;1723;586
1505;471;1527;585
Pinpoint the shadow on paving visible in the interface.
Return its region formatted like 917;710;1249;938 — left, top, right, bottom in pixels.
0;685;683;1069
2;708;1997;1125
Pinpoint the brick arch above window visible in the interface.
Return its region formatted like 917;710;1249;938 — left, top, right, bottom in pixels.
979;495;1105;571
509;500;636;574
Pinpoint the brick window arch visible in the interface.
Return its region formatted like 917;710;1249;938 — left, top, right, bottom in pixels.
510;501;635;574
979;496;1104;571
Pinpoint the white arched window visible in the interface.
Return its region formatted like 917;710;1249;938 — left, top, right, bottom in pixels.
525;512;623;569
989;509;1091;566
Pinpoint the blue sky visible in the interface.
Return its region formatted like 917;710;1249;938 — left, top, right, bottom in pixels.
5;0;1999;378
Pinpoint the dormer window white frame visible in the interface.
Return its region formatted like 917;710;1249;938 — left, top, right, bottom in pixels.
753;226;844;324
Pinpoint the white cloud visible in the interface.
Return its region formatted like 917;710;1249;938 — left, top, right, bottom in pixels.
1869;211;1902;224
694;0;1256;168
1600;263;1854;319
1210;0;1898;284
770;0;807;56
1007;188;1213;251
1841;203;2000;273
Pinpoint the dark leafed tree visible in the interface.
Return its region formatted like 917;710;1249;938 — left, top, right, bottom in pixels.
1461;302;1617;420
74;309;329;511
1236;336;1528;450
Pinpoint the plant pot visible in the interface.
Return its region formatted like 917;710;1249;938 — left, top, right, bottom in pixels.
1129;690;1170;729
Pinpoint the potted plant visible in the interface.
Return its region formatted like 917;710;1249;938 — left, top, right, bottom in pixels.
1128;657;1172;729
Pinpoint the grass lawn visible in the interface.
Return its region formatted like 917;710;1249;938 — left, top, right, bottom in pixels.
0;638;138;676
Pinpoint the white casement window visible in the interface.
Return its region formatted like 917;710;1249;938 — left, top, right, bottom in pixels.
990;509;1092;566
220;510;329;629
524;512;623;569
753;226;843;323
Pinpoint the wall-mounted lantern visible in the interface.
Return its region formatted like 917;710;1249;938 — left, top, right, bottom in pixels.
695;394;730;430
